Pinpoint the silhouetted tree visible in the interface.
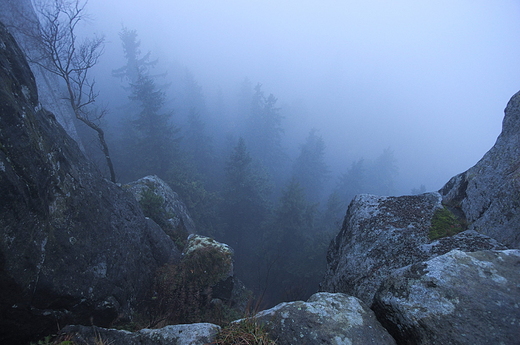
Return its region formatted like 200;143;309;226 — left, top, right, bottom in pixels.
112;26;157;84
292;129;330;202
180;71;216;185
337;158;366;204
261;178;325;304
246;84;285;175
113;27;179;181
220;138;271;250
319;190;345;234
129;74;179;179
411;184;427;195
369;148;398;196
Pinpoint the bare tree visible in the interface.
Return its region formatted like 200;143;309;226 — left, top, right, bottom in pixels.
29;0;116;182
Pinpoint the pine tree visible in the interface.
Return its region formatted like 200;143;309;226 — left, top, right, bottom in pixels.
113;27;179;181
246;84;285;175
369;148;398;196
113;27;156;84
292;129;330;203
129;74;179;179
220;138;271;245
261;178;325;303
337;158;366;205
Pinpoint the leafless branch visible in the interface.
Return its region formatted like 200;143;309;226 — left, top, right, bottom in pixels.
27;0;116;182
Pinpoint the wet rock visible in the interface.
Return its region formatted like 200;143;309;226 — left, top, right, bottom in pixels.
127;175;196;236
253;292;396;345
0;0;82;139
61;323;220;345
373;249;520;345
0;21;177;344
320;193;505;305
440;91;520;248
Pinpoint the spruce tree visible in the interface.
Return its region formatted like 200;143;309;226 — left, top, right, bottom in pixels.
246;84;285;177
292;129;330;203
113;27;179;181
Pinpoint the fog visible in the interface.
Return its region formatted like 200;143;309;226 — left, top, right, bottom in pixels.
23;0;520;308
81;0;520;194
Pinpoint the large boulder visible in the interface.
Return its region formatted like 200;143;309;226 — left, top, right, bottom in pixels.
320;193;505;305
126;175;196;237
0;21;177;344
253;292;396;345
373;249;520;345
60;323;220;345
440;91;520;248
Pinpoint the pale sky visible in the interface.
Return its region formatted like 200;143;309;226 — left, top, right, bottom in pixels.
84;0;520;193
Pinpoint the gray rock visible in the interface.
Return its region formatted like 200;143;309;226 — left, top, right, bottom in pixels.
0;0;82;141
127;175;196;235
0;22;178;344
373;249;520;345
61;323;220;345
320;193;505;305
253;292;396;345
440;90;520;248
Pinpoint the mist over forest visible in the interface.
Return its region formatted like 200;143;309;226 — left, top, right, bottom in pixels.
61;0;519;306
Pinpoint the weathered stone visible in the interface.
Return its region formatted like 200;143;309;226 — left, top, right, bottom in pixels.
373;249;520;345
183;234;234;289
0;22;178;344
253;292;396;345
127;175;196;236
440;91;520;248
320;193;505;305
61;323;220;345
0;0;82;140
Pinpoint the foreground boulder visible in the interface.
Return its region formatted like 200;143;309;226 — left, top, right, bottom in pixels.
373;249;520;345
149;235;250;326
440;90;520;248
253;292;396;345
61;323;220;345
0;22;177;344
320;192;505;305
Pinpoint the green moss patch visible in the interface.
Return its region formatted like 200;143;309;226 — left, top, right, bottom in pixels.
429;206;466;240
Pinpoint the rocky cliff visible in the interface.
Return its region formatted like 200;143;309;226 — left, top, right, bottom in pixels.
0;21;178;344
320;90;520;343
440;90;520;248
0;0;81;140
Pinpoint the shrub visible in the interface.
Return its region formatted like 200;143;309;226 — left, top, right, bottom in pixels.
144;240;235;326
213;319;276;345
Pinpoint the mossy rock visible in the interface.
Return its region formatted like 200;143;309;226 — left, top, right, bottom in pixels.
429;206;466;240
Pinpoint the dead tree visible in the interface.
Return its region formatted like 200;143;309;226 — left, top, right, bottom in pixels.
30;0;116;182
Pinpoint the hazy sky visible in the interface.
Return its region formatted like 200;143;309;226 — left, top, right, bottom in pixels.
84;0;520;193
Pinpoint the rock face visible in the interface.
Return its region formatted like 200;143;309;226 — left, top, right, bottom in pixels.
253;292;396;345
440;91;520;248
0;0;81;140
0;22;178;344
320;193;505;305
127;175;196;236
373;249;520;345
61;323;220;345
